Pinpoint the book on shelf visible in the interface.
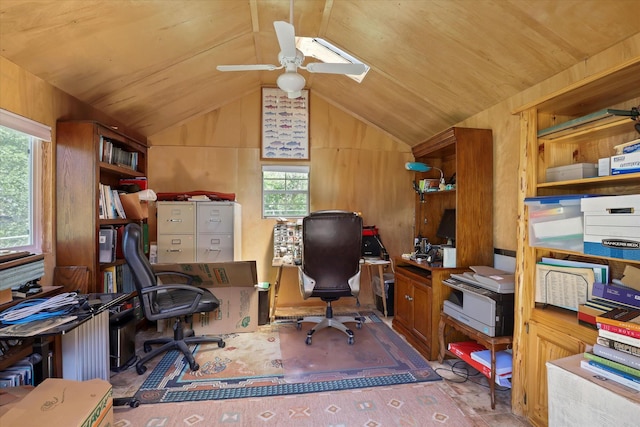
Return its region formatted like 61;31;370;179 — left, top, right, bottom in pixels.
470;349;513;376
592;282;640;309
99;227;116;263
599;328;640;348
583;350;640;378
597;335;640;357
580;358;640;392
598;322;640;339
578;304;608;327
447;341;512;387
596;307;640;332
119;177;148;190
103;265;117;293
593;343;640;371
112;190;127;219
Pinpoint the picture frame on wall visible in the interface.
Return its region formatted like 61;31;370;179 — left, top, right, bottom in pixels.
261;87;309;160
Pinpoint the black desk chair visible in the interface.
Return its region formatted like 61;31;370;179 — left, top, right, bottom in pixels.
296;211;365;345
122;223;225;375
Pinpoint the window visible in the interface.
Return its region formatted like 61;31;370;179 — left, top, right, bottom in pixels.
262;165;309;218
0;109;50;252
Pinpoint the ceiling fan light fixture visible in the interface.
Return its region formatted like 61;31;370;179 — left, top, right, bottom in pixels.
277;72;305;97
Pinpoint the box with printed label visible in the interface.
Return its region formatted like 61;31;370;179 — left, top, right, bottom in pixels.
524;195;599;252
581;194;640;260
193;287;259;334
0;378;112;427
611;151;640;175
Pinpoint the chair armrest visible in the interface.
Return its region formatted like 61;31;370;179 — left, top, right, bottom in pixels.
139;283;206;316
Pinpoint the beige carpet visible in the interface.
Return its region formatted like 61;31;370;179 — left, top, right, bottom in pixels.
114;381;473;426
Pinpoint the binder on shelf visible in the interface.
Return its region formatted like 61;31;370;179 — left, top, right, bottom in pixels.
99;227;116;263
592;282;640;309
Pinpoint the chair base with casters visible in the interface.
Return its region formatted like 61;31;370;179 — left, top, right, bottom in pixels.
296;299;365;345
136;316;226;375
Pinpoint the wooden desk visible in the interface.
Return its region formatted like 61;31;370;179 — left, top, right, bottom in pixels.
438;312;513;409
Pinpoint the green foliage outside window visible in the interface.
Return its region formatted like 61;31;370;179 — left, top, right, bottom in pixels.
263;169;309;217
0;126;31;248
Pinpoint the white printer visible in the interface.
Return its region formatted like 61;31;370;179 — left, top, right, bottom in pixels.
442;266;515;337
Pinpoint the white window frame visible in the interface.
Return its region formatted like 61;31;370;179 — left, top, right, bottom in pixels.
0;109;50;253
262;165;310;218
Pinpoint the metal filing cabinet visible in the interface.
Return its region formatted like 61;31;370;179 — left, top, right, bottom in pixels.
157;201;241;263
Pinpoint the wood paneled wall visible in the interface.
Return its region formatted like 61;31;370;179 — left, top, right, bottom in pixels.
147;90;415;306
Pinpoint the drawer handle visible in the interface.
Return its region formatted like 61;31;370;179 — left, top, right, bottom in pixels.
206;248;222;252
167;249;182;253
168;219;183;222
608;207;633;214
208;219;222;223
405;295;413;301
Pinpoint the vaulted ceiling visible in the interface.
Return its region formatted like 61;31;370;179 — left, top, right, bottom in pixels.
1;0;638;146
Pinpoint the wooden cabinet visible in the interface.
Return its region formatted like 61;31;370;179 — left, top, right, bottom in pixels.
411;127;494;268
392;127;494;361
56;121;147;294
512;60;640;425
392;259;465;360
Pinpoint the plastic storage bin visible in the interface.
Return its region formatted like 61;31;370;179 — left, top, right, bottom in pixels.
524;195;599;252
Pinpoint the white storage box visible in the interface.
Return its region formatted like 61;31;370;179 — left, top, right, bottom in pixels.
525;195;599;252
611;151;640;175
545;163;597;182
581;194;640;261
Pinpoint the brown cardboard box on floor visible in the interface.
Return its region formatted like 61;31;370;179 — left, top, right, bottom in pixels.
154;261;259;334
0;378;113;427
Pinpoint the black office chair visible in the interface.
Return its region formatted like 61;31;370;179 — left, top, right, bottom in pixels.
122;223;225;375
296;211;365;345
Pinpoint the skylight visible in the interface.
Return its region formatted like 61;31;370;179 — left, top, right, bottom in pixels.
296;37;370;83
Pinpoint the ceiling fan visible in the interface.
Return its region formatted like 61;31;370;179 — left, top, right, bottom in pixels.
216;2;366;99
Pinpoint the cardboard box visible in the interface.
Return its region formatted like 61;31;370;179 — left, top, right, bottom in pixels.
581;194;640;261
0;378;113;427
193;287;259;334
545;163;597;182
153;261;257;288
611;151;640;175
598;157;610;176
154;262;259;333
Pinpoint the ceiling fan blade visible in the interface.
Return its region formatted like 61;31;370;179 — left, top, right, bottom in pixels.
305;62;367;75
274;21;297;58
217;64;279;72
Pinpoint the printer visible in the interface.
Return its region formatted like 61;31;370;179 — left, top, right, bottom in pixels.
442;266;515;337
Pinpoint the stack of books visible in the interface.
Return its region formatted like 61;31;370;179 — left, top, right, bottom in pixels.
447;341;512;387
581;307;640;391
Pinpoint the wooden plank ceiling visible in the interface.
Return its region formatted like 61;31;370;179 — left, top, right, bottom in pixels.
1;0;638;146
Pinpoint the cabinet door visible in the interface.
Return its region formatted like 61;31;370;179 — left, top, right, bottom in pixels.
526;320;588;427
196;233;234;262
394;272;413;330
412;281;432;345
157;202;195;234
157;234;195;263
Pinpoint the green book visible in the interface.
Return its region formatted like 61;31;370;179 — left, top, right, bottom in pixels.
583;350;640;378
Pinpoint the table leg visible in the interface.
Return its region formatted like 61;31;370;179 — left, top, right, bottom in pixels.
490;346;496;409
269;265;284;323
438;316;446;363
377;264;388;317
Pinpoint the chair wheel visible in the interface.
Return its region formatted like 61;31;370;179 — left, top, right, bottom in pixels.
305;336;312;345
129;399;140;408
218;341;226;348
356;322;362;329
347;336;354;345
143;344;152;353
190;362;200;371
136;364;147;375
296;322;302;330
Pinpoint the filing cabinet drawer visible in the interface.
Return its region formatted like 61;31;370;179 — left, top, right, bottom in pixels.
197;203;235;233
196;233;233;262
157;202;195;234
157;234;195;263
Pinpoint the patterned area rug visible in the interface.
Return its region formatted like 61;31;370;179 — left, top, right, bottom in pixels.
116;382;473;426
134;313;441;404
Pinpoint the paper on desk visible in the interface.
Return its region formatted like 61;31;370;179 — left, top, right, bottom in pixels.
535;264;594;311
0;316;77;337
